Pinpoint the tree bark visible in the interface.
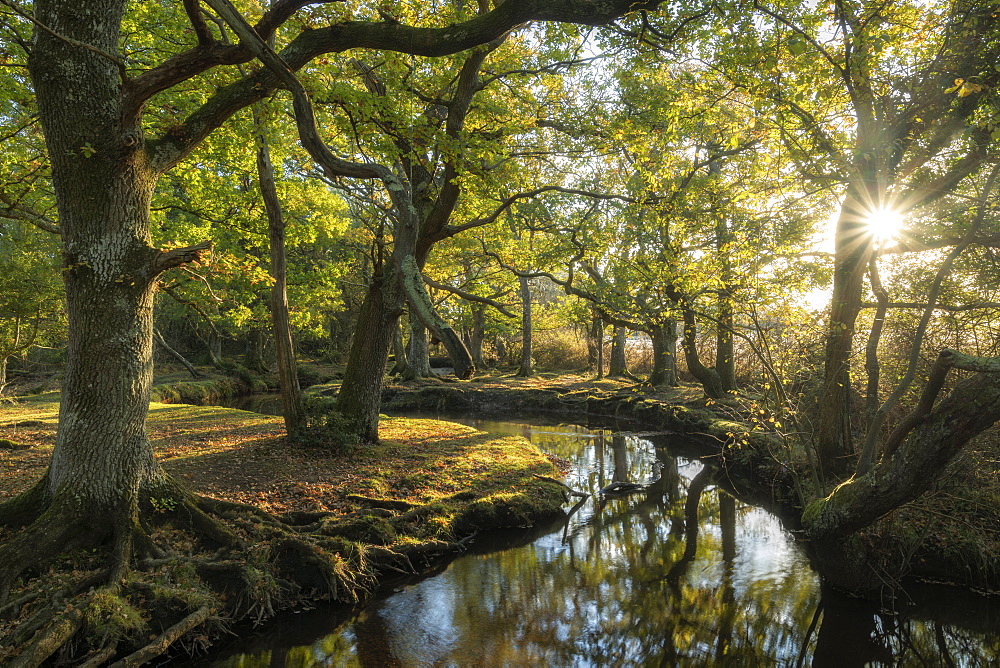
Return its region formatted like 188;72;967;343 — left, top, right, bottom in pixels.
400;256;475;379
816;181;874;477
254;103;304;435
469;306;486;369
5;0;196;576
402;320;433;380
715;292;737;392
608;326;629;378
647;322;677;387
517;276;534;377
715;219;737;392
388;319;407;375
806;350;1000;541
335;276;399;442
243;327;269;372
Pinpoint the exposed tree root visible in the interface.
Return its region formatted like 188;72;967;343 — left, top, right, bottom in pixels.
10;605;84;668
0;499;105;603
0;468;549;664
108;606;211;668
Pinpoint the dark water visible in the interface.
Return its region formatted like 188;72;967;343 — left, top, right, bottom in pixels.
199;404;1000;666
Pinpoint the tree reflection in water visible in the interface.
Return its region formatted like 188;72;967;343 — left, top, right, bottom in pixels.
206;419;1000;667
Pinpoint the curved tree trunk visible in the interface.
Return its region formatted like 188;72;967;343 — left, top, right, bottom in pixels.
680;308;725;399
647;322;677;387
254;103;304;436
401;257;475;379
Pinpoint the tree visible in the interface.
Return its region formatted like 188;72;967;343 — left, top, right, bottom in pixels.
0;0;665;658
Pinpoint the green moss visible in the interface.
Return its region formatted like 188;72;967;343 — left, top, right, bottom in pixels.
86;590;147;641
802;497;827;525
326;515;398;545
0;438;30;450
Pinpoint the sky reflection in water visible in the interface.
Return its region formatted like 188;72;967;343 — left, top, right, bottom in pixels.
207;417;999;667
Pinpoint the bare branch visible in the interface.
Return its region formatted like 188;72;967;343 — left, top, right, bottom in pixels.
150;240;213;276
0;192;60;235
423;275;517;318
183;0;215;45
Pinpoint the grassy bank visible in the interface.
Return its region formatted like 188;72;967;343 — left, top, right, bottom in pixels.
0;393;565;664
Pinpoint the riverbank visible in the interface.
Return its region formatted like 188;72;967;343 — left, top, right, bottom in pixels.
0;393;566;665
376;374;1000;595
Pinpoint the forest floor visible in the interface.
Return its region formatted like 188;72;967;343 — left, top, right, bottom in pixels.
0;390;566;520
0;384;571;665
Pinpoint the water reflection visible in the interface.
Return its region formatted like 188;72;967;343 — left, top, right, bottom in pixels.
204;416;999;667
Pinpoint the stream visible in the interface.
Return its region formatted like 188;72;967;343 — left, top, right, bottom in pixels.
195;402;999;666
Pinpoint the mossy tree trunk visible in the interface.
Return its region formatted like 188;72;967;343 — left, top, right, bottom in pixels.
0;0;214;596
647;321;677;387
335;275;400;442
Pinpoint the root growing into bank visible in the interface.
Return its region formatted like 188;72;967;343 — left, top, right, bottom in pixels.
0;475;497;666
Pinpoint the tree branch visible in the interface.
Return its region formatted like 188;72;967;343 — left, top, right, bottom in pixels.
146;0;664;172
0;201;60;235
150;240;213;276
423;275;517;318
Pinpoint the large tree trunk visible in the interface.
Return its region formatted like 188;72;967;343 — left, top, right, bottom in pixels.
254;104;304;436
335;276;400;442
0;0;192;589
608;326;629;378
517;276;534;377
647;322;677;387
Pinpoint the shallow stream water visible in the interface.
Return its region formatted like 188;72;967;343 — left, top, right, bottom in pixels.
196;404;999;666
